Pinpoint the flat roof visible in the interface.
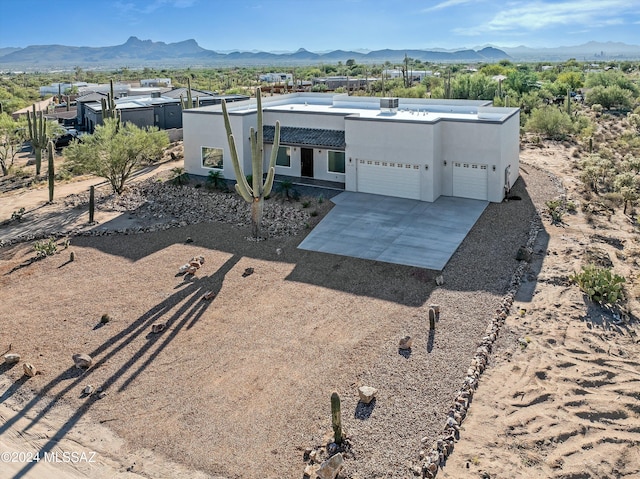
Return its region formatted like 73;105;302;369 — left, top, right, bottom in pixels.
186;93;518;123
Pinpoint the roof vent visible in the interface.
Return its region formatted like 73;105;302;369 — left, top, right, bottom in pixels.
151;91;160;98
380;97;398;113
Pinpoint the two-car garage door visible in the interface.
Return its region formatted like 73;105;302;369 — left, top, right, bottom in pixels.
452;162;488;201
356;159;489;201
356;159;421;200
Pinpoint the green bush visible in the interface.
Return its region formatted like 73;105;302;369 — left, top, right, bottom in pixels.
570;265;626;305
526;106;574;140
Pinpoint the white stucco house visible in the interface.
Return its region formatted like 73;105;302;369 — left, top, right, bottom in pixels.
182;93;520;203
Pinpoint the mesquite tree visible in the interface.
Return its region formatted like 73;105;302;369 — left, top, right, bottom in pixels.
222;87;280;239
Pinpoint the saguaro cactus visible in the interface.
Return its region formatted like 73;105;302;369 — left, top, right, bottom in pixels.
27;104;47;175
47;140;55;203
180;77;194;110
566;88;571;116
331;392;343;444
222;87;280;239
100;79;118;121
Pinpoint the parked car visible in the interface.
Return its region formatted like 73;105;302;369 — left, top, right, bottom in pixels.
54;128;79;148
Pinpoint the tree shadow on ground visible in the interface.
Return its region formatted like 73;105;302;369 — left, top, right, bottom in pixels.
0;255;239;479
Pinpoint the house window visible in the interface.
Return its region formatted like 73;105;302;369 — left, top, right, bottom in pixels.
202;146;223;169
276;146;291;167
328;151;345;173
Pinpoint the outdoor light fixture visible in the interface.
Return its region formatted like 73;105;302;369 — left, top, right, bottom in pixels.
492;165;496;171
443;160;447;166
425;165;429;170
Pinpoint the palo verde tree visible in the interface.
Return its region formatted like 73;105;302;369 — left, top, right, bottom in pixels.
64;118;169;194
222;87;280;239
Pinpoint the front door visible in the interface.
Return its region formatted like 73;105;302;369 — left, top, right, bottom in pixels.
301;148;314;177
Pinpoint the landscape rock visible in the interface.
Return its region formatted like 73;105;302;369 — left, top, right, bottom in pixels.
303;463;320;478
316;453;343;479
435;274;444;286
72;353;93;369
23;362;37;377
151;323;166;333
4;353;21;364
516;246;532;262
358;385;378;404
398;336;413;350
83;385;94;395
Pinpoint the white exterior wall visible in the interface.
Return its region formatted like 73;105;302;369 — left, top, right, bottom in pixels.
263;110;346;130
500;112;520;194
345;118;438;202
183;110;256;180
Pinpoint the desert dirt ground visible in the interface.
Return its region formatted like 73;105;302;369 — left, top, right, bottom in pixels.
0;137;639;479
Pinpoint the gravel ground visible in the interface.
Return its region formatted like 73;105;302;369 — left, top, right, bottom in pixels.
0;165;558;479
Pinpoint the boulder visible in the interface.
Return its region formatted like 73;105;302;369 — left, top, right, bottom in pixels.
23;363;37;377
316;453;343;479
72;353;93;369
151;323;166;334
4;353;21;364
398;336;413;350
515;246;532;262
358;386;378;404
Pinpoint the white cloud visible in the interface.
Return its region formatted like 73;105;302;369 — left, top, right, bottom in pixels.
421;0;476;13
455;0;633;36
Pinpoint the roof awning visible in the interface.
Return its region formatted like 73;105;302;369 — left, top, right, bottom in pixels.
263;125;345;150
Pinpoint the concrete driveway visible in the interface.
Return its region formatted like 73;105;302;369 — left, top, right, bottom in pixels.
298;192;488;270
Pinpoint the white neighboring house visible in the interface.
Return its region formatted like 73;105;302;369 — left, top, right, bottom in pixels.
259;73;293;83
183;93;520;203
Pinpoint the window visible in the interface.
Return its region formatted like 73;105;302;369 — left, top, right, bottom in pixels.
328;151;345;173
276;146;291;167
202;147;223;169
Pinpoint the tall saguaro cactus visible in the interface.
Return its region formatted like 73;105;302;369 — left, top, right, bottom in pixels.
27;104;47;176
180;77;194;110
47;140;55;203
222;87;280;239
100;79;119;121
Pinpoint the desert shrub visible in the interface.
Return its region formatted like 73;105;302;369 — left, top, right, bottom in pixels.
170;167;189;186
34;237;57;258
570;265;626;305
207;170;225;190
11;207;25;222
526;106;574;140
545;199;565;223
591;103;603;114
301;200;310;208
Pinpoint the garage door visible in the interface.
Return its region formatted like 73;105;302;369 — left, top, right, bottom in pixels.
453;162;488;200
357;159;421;200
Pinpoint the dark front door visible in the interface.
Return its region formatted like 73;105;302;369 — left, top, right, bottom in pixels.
301;148;314;177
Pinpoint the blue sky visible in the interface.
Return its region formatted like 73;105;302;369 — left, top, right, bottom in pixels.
1;0;639;51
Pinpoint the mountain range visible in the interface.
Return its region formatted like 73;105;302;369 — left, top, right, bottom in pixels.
1;37;639;71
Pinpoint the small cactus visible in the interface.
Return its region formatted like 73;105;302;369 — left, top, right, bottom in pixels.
89;185;95;223
331;391;343;444
47;140;55;203
69;251;75;262
429;308;436;330
100;314;111;324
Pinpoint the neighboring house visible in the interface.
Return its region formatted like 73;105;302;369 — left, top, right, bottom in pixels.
76;88;248;132
312;76;375;91
183;93;520;203
140;78;172;88
383;69;433;82
259;73;292;83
